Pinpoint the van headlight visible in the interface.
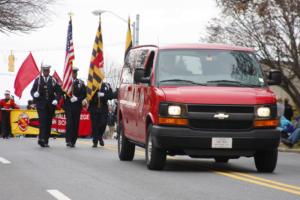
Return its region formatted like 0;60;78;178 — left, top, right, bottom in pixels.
256;107;271;117
159;103;188;126
168;105;181;116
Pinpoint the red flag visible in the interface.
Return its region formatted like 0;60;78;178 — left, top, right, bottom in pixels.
53;71;63;86
14;53;40;98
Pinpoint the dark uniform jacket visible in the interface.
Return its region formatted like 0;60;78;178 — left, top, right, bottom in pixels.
88;82;113;114
30;76;61;109
63;78;86;109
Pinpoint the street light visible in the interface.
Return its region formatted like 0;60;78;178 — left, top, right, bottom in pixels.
92;9;139;46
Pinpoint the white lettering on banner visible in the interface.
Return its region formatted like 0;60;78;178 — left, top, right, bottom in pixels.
58;128;65;133
80;114;89;120
58;120;66;126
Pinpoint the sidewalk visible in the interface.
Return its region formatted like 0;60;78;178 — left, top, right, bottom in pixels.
278;143;300;153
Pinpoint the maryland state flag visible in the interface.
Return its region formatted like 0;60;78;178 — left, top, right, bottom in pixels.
124;17;133;60
86;17;105;101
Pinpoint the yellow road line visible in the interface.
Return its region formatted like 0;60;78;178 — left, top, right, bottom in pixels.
77;140;300;196
215;171;300;196
231;172;300;191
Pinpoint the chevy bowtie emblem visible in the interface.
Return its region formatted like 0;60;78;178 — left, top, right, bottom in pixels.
214;113;229;119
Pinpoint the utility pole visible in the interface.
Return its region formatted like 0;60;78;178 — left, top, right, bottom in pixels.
135;14;140;46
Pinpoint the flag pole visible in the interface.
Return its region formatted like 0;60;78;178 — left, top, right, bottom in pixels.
68;11;74;96
38;60;43;92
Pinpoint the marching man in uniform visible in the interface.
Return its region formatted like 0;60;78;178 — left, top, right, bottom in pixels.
0;90;19;139
63;67;86;148
88;82;113;147
30;65;61;147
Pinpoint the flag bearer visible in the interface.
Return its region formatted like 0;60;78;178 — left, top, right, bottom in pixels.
63;67;86;148
30;65;61;147
88;82;113;147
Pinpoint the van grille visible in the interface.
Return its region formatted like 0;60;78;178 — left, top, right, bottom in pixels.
189;119;253;130
187;105;254;130
188;105;254;113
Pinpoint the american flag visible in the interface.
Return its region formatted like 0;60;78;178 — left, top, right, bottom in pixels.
62;18;75;96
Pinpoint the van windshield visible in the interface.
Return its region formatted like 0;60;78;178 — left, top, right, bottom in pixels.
157;50;266;87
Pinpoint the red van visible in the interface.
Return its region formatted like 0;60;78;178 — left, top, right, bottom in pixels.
117;44;281;172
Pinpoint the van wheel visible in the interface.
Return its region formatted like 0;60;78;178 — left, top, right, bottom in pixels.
254;149;278;173
118;120;135;161
214;157;229;163
146;124;166;170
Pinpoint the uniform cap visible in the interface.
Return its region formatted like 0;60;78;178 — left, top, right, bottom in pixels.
41;65;51;70
73;67;79;72
4;90;10;95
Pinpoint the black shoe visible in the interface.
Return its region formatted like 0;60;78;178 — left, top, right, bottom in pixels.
92;143;97;148
38;140;45;147
281;138;294;148
44;144;50;148
66;142;71;147
70;144;75;148
99;138;104;146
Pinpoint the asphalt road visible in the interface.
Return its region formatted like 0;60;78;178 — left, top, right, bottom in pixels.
0;137;300;200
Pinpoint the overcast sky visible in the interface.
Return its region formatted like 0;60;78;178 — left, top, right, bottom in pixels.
0;0;220;104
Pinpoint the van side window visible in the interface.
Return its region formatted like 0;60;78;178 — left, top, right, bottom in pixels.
145;51;155;77
136;50;149;69
121;51;134;84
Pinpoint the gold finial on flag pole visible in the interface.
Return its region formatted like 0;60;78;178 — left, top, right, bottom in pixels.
68;11;74;20
92;10;103;21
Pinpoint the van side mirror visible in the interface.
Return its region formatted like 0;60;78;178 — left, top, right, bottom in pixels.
268;70;281;85
134;68;150;84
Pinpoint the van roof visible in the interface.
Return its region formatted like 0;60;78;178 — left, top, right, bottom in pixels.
158;43;254;52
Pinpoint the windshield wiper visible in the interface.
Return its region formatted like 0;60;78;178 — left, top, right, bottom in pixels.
159;79;206;86
207;80;260;87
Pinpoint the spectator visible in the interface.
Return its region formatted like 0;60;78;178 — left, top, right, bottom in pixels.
281;128;300;148
0;90;19;139
277;116;295;139
284;98;294;121
27;100;36;110
107;105;116;139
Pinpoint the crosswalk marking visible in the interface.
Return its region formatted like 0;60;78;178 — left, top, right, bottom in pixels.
0;157;11;164
47;190;71;200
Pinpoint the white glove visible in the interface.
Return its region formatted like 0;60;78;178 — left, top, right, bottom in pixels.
82;99;88;106
70;96;78;103
52;100;58;106
33;92;40;98
97;92;105;97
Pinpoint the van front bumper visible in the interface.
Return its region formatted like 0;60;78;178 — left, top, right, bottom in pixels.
151;125;280;157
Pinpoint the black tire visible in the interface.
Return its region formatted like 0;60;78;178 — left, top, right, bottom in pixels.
118;120;135;161
214;157;229;163
146;124;166;170
254;149;278;173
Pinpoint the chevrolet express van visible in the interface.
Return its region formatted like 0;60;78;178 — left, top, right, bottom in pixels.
117;44;281;172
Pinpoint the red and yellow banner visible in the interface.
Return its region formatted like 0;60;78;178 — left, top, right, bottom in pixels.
10;109;91;136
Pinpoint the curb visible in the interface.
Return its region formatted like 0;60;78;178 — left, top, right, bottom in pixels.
278;147;300;153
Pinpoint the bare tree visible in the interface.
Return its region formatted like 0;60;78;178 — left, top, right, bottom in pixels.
204;0;300;109
0;0;55;33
